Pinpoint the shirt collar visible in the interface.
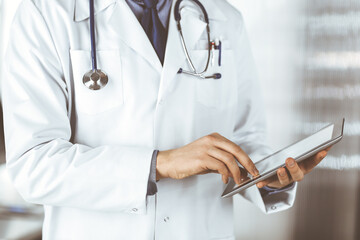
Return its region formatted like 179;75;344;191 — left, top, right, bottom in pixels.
130;0;145;6
74;0;117;22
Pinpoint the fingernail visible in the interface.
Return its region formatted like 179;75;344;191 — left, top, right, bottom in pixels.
253;167;259;176
279;170;286;177
241;178;245;182
288;159;295;167
321;153;327;159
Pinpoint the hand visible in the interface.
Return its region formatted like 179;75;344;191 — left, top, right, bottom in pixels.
256;147;331;189
156;133;259;184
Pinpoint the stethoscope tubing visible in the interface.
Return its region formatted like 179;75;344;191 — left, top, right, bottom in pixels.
83;0;108;90
85;0;221;91
174;0;209;24
175;0;221;80
89;0;97;70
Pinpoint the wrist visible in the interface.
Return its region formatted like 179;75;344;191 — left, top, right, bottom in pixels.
156;150;170;181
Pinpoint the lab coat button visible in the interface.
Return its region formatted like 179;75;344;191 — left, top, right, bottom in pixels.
271;206;277;210
132;208;138;212
164;216;170;222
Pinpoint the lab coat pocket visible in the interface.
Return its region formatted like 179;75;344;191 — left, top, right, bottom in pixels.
193;49;237;109
70;50;123;115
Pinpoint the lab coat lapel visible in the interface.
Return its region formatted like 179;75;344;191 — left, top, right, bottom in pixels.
159;1;207;100
74;0;117;21
108;0;163;73
74;0;162;72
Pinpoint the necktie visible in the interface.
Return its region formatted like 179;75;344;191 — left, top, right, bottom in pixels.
141;0;167;64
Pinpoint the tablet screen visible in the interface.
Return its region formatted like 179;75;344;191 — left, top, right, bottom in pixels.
222;119;344;198
255;123;334;175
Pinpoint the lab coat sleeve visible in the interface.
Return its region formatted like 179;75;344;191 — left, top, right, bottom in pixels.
2;0;153;214
230;13;297;214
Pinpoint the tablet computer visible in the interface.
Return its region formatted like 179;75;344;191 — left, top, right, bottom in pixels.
221;118;345;198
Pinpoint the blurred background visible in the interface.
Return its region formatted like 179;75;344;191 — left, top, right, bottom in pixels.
0;0;359;239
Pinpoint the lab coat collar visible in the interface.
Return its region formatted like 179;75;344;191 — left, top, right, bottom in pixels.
74;0;162;71
108;0;163;72
174;0;228;22
73;0;227;77
74;0;116;22
201;0;227;22
74;0;227;22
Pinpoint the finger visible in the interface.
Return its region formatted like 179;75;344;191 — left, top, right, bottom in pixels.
323;143;334;152
301;151;327;174
239;167;250;182
312;150;328;168
256;175;277;188
208;133;259;176
208;147;242;185
277;167;291;186
286;158;304;182
204;156;231;184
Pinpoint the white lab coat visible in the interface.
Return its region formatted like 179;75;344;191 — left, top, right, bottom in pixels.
2;0;297;239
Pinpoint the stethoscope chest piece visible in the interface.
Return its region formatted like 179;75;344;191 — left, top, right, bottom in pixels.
83;69;108;90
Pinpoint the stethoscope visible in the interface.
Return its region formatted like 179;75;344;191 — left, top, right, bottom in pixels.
83;0;108;90
83;0;221;90
175;0;222;80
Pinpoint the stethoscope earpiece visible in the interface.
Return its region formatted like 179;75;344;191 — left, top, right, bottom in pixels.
207;73;222;80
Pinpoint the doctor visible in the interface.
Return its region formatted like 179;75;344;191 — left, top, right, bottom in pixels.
2;0;329;239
